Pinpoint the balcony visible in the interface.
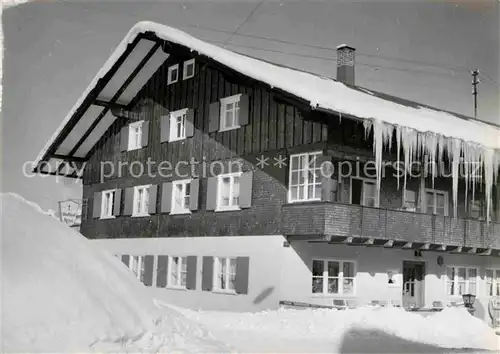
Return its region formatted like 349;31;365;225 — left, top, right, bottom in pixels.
282;202;500;251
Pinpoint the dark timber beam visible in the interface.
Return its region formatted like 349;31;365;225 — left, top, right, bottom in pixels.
93;99;127;110
51;154;86;162
38;170;82;179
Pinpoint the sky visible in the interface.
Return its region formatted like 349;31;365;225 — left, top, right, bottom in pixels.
2;0;499;211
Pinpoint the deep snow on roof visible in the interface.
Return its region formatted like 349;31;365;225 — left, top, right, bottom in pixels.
33;21;499;170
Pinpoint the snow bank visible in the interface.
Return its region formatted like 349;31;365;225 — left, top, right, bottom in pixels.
1;193;230;353
179;305;499;351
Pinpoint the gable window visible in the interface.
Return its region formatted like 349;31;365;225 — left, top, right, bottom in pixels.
214;256;237;292
129;255;145;281
168;64;179;85
486;269;500;296
312;259;356;295
351;177;377;207
402;189;417;211
217;173;241;211
168;256;187;288
172;179;191;214
220;94;241;131
169;109;188;141
446;266;477;296
133;185;150;216
183;59;195;80
289;151;322;203
425;189;448;216
101;189;116;218
128;121;144;151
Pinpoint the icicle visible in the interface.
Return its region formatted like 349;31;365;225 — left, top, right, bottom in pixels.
396;126;402;190
447;139;462;219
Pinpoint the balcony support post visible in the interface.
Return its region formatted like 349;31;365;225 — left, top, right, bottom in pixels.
384;240;394;248
403;242;413;249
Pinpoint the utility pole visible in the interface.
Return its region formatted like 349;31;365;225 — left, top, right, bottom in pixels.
471;69;479;119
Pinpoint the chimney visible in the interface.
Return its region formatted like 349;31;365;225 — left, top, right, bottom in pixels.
336;44;356;85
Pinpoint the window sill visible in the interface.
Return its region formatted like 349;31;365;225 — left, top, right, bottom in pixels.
219;125;240;133
169;136;187;143
131;213;151;218
311;293;356;298
287;198;322;204
167;285;187;291
127;146;142;151
99;215;116;220
170;210;192;215
215;206;241;212
183;74;195;80
212;289;237;295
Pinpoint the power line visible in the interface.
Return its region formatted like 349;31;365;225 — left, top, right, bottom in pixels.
223;0;265;47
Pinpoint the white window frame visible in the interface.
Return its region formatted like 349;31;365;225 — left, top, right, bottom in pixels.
167;64;179;85
219;94;241;132
169;108;189;142
350;176;379;207
128;120;144;151
288;151;322;203
402;189;417;212
312;258;357;296
167;256;187;289
128;255;145;282
424;188;449;216
445;265;478;297
182;59;195;80
213;256;237;293
100;189;117;219
486;268;500;297
132;185;151;217
171;179;192;214
216;172;242;211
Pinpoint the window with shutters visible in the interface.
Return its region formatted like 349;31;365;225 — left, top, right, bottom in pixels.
133;185;150;216
219;94;241;131
167;64;179;84
312;259;356;295
129;255;145;282
424;189;448;216
486;269;500;296
168;256;187;288
446;266;477;296
100;189;116;219
171;179;191;214
350;177;378;207
213;256;237;292
169;108;188;142
182;59;195;80
216;172;241;211
128;121;144;151
288;152;322;203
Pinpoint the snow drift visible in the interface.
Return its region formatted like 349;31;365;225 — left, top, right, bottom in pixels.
1;193;230;353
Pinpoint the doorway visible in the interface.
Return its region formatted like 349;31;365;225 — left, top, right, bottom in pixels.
402;261;425;308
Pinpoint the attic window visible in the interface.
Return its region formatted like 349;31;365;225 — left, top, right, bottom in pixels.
168;64;179;85
183;59;195;80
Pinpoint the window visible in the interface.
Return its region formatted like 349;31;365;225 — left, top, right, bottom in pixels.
217;173;241;210
214;257;237;292
220;94;241;131
128;121;144;150
133;185;150;216
469;199;483;219
289;152;322;203
183;59;195;80
168;64;179;84
312;259;356;295
169;109;188;141
168;256;187;288
129;255;145;281
402;190;417;211
446;266;477;296
101;189;116;218
351;178;377;207
172;179;191;214
486;269;500;296
425;189;448;216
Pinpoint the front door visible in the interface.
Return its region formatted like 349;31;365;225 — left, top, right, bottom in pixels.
402;261;425;308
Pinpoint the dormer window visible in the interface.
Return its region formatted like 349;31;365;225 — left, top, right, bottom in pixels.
183;59;195;80
168;64;179;85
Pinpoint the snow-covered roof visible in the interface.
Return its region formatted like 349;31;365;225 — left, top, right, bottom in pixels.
33;21;499;176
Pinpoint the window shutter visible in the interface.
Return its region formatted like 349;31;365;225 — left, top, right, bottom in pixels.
120;126;129;151
208;102;220;132
201;256;214;291
186;256;197;290
238;94;250;126
239;171;253;208
113;189;122;216
160;114;170;143
235;256;250;294
148;185;158;214
161;182;172;213
189;179;200;211
92;192;102;218
121;254;130;267
185;109;195;138
205;177;218;211
156;255;168;288
141;121;149;147
123;187;135;216
143;255;154;286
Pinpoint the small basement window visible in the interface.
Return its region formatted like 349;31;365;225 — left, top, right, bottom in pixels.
168;64;179;85
183;59;195;80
